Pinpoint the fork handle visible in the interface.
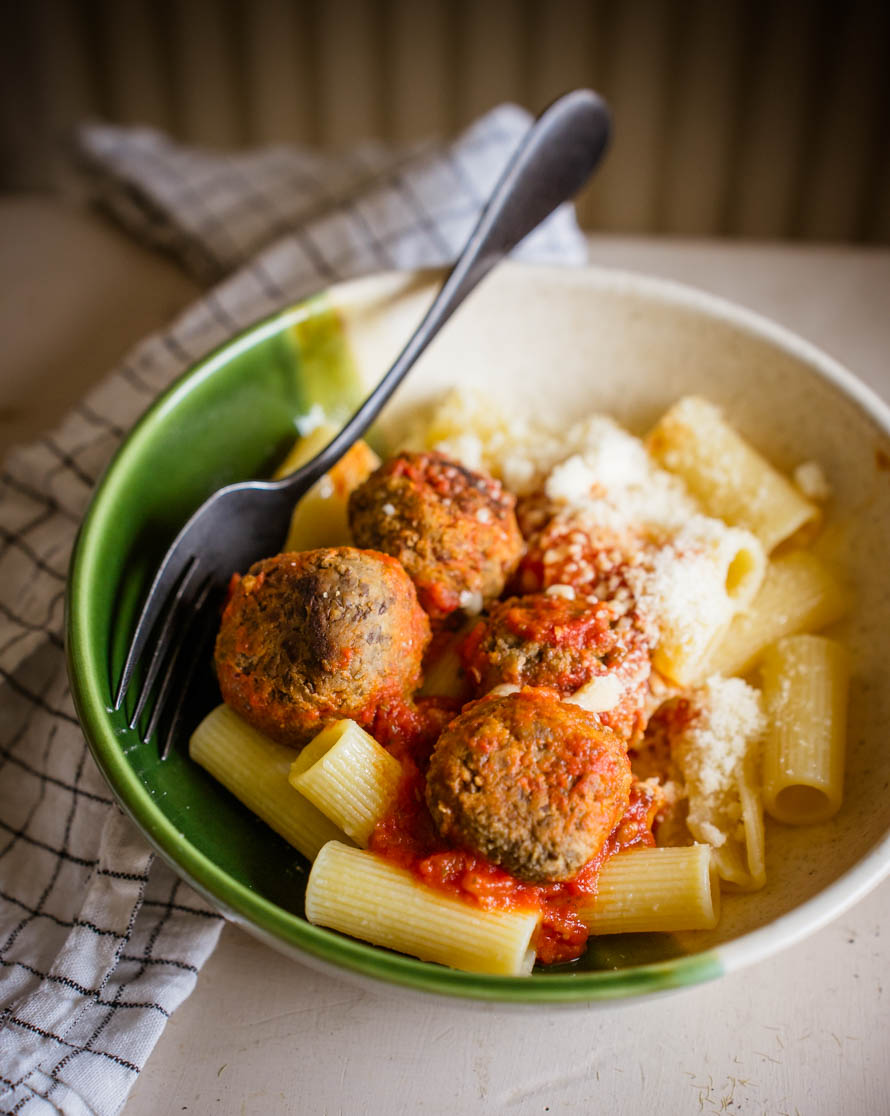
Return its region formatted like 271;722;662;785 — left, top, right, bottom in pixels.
273;88;611;494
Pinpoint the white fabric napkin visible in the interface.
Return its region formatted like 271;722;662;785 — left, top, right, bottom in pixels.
0;104;587;1115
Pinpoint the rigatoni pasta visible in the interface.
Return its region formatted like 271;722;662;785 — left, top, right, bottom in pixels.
578;845;719;934
664;677;767;891
305;842;538;975
760;635;850;825
289;719;402;846
648;518;765;686
189;705;350;860
646;395;820;552
705;549;848;679
193;390;852;975
418;631;471;699
274;421;381;552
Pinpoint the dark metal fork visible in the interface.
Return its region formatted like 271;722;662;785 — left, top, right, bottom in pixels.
115;88;612;756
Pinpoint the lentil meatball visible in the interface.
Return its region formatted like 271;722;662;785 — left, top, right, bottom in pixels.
425;689;632;882
460;592;651;742
348;451;523;622
215;548;430;747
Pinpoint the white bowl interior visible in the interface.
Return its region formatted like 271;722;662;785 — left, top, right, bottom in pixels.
333;262;890;959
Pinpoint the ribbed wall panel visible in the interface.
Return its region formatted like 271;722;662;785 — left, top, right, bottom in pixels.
316;0;386;147
389;0;455;142
100;0;173;131
660;0;748;236
729;0;816;238
797;0;889;241
458;0;530;126
169;0;247;146
241;0;316;146
588;0;671;233
2;0;887;243
527;0;600;110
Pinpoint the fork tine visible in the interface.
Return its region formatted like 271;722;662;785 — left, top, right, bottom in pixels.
127;558;203;729
159;594;222;760
114;554;199;711
141;577;214;746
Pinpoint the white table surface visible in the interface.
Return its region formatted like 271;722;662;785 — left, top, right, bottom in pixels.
2;198;888;1116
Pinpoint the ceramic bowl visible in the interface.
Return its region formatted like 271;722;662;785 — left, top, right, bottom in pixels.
67;264;890;1003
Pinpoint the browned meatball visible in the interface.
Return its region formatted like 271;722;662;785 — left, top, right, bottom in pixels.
425;689;632;882
348;451;523;622
460;593;651;742
215;548;430;747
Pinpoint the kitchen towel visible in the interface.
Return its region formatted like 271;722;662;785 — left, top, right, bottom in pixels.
0;103;587;1115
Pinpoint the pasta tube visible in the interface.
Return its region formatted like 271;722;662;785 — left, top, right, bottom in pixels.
189;705;350;860
275;422;381;552
668;677;767;891
418;626;473;700
289;720;402;846
273;422;339;479
649;518;766;686
705;550;848;679
306;842;538;975
715;752;767;891
579;845;720;934
646;396;820;552
760;635;850;825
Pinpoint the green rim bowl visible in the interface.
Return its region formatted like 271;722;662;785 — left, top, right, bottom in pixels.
67;264;890;1004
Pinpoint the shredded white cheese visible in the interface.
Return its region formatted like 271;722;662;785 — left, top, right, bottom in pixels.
673;676;765;847
458;589;484;615
295;403;326;436
793;461;831;501
488;683;521;698
566;673;625;713
543;417;698;536
545;583;576;600
409;388;767;681
631;516;764;676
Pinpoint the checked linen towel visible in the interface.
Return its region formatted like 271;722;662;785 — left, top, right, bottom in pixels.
0;104;587;1115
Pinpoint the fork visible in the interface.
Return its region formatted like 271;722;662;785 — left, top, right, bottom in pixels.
115;88;612;756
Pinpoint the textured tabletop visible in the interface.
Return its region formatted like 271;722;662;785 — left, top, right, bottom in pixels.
2;200;887;1116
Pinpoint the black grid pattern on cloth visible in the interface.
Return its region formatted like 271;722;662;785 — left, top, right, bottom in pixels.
76;104;586;286
1;102;586;1115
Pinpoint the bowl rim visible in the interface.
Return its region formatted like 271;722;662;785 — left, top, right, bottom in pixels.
66;261;890;1003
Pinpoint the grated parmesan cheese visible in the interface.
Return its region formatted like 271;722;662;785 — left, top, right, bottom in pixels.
672;676;765;848
415;390;769;683
542;417;698;537
630;516;765;680
488;683;521;698
407;387;565;494
458;589;484;615
793;460;831;502
545;583;576;600
295;403;326;436
565;673;625;713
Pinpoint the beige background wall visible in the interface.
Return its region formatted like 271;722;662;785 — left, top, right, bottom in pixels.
2;0;888;240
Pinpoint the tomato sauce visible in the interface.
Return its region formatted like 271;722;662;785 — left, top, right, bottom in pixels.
369;698;657;966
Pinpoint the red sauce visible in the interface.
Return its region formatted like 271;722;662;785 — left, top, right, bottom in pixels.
500;594;613;650
369;699;657;966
